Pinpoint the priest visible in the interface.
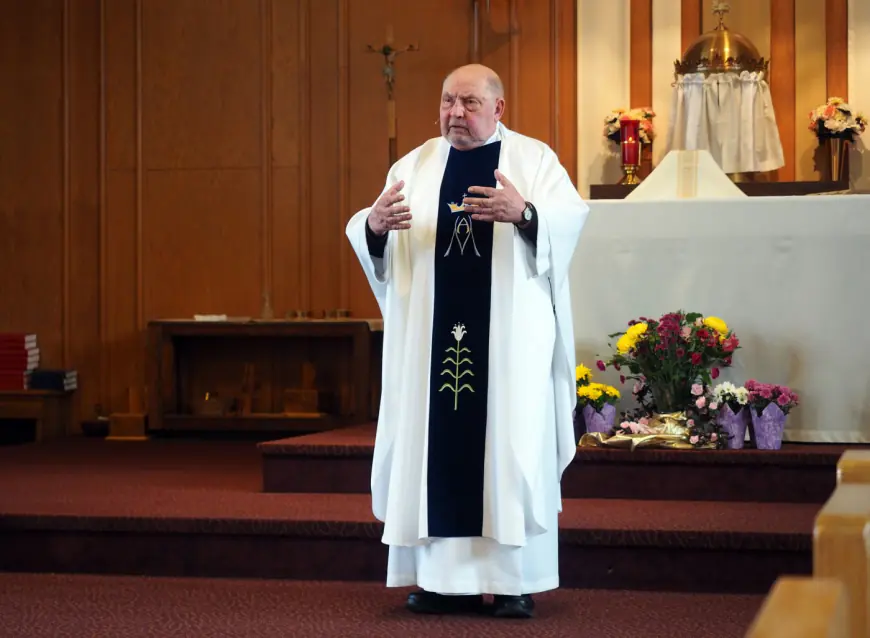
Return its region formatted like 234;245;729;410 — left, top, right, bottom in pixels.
346;63;589;619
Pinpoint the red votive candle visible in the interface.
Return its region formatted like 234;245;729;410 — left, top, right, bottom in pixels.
620;117;640;165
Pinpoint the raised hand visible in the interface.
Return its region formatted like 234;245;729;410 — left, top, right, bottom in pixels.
367;180;412;236
463;170;526;224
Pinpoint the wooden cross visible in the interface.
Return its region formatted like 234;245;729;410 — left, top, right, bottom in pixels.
367;26;418;167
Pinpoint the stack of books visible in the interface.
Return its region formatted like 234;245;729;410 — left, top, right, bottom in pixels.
0;333;39;391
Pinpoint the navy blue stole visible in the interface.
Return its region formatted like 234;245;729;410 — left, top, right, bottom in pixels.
427;140;501;538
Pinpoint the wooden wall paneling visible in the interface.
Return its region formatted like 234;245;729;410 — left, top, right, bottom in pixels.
141;0;263;323
554;0;577;182
307;0;341;318
770;0;797;181
261;0;274;314
271;0;304;317
826;0;849;98
681;0;703;53
630;0;653;109
515;0;552;146
63;0;71;368
0;0;65;369
70;0;102;424
795;0;827;181
105;0;140;413
337;0;351;313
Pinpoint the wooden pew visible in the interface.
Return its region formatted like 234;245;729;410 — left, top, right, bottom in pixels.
837;450;870;485
814;478;870;637
745;577;848;637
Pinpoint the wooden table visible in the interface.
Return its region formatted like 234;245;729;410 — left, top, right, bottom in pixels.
147;319;383;433
0;390;72;442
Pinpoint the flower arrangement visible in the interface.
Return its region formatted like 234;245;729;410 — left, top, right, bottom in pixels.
577;382;621;412
745;379;799;415
602;311;739;414
684;383;724;448
809;97;867;142
712;381;749;414
604;107;656;146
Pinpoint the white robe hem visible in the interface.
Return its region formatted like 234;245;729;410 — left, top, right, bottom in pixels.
384;574;559;596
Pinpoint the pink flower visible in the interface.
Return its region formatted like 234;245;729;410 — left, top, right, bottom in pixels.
681;326;692;339
687;419;695;427
690;435;699;444
691;383;704;396
711;433;718;441
695;396;706;408
633;381;645;395
777;393;791;406
710;401;719;410
638;417;650;426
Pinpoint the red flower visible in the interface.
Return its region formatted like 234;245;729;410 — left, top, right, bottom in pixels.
724;356;732;366
691;352;702;365
620;375;626;384
712;367;720;379
676;348;686;358
596;360;606;371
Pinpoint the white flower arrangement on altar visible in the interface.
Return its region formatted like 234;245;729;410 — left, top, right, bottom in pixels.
809;97;867;143
603;107;656;147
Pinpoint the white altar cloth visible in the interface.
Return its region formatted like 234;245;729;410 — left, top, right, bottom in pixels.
570;194;870;443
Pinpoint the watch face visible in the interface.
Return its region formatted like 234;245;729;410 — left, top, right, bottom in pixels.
523;207;532;221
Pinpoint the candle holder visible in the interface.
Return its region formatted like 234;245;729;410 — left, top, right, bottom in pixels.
619;116;642;185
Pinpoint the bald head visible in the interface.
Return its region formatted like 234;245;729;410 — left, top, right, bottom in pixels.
443;64;504;99
440;64;506;150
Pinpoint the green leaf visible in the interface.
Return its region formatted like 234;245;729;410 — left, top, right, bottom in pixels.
685;312;702;323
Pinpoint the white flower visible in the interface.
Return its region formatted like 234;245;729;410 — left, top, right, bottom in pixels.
451;324;467;341
734;387;749;405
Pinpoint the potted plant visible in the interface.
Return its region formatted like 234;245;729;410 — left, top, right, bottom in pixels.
576;381;621;435
745;380;799;450
711;381;751;449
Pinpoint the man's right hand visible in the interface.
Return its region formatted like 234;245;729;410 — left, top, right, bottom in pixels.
367;180;412;236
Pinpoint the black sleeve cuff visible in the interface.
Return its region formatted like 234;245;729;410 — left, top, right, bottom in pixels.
365;218;388;258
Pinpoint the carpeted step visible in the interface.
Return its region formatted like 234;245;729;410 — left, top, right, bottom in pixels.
259;424;845;503
0;573;765;638
0;491;816;594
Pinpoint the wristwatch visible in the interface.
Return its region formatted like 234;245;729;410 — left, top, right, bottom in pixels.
516;202;535;228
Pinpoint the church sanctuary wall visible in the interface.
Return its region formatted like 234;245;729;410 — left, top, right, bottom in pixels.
0;0;577;424
575;0;858;196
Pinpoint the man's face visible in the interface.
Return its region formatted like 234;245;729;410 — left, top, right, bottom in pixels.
439;72;504;150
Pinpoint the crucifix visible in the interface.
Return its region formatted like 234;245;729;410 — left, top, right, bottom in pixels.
367;26;418;167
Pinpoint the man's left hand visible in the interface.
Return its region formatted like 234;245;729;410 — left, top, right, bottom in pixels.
464;170;526;224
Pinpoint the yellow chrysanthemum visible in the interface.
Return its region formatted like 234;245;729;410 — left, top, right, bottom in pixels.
626;322;648;337
616;333;637;354
604;385;620;399
703;316;728;335
576;364;591;382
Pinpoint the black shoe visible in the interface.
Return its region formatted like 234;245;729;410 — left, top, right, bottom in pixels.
492;594;535;619
406;590;484;615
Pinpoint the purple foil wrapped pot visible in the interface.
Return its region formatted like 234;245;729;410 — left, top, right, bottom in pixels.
583;403;616;434
716;404;750;449
750;403;787;450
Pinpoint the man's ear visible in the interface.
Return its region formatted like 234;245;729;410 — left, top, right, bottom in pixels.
494;97;505;120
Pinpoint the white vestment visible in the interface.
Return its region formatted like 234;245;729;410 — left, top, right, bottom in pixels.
345;122;589;595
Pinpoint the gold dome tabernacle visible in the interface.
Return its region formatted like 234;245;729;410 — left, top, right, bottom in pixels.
674;2;769;76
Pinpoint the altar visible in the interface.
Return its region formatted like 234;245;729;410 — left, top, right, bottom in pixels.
569;192;870;444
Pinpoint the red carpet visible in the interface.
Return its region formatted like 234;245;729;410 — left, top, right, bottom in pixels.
0;573;763;638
